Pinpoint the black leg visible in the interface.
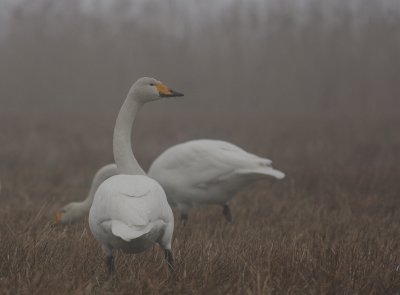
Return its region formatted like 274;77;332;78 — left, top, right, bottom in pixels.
106;255;115;274
164;249;174;271
222;204;232;222
181;213;188;226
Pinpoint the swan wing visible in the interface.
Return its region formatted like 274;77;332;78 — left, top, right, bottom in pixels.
234;167;285;180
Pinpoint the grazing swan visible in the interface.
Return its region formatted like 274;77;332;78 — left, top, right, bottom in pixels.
89;77;183;273
55;164;118;224
148;139;285;224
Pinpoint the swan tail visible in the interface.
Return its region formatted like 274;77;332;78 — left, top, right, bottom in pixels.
258;158;273;166
111;220;152;242
236;167;285;180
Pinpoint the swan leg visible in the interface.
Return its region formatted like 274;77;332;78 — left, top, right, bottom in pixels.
222;204;232;222
105;254;115;274
102;245;115;274
164;249;174;271
178;203;190;225
181;213;188;225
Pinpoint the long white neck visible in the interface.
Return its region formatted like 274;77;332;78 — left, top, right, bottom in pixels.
82;164;119;211
113;94;146;175
60;164;118;224
80;183;97;211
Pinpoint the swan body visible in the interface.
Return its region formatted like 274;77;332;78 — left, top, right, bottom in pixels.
148;139;285;223
89;175;173;254
88;77;183;273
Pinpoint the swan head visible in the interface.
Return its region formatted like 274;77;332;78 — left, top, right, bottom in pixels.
54;202;87;224
129;77;184;103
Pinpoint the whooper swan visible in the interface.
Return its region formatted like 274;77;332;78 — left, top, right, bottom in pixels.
88;77;183;273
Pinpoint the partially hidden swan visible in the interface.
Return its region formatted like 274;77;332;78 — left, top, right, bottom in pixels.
55;164;118;224
88;77;183;273
56;140;284;225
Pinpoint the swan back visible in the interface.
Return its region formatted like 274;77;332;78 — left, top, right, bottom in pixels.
89;174;174;252
148;139;285;205
149;139;283;183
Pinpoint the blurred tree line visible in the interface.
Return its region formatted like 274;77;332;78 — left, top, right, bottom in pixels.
0;0;399;115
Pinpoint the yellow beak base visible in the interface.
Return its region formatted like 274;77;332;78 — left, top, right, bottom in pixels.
55;211;62;224
156;83;184;97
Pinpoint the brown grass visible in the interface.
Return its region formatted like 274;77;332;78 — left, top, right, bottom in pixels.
0;110;399;294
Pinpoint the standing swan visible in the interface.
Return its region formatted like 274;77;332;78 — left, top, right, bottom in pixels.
89;77;183;273
148;139;285;224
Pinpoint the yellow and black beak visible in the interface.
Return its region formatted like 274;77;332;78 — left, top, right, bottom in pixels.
156;83;184;97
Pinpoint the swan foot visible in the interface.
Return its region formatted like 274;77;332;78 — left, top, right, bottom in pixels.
164;249;174;271
106;255;115;274
181;213;188;226
222;204;232;222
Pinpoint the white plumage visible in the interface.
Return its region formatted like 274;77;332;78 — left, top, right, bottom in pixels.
89;175;173;254
88;77;183;273
56;139;284;226
55;164;118;224
148;139;285;223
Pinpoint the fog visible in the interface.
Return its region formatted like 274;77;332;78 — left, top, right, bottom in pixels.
0;0;399;115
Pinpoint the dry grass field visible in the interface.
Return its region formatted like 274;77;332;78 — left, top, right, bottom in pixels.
0;110;399;294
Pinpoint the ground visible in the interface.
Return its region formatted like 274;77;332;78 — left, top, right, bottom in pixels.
0;111;399;294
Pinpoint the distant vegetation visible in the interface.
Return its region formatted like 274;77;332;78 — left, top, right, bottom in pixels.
0;0;399;115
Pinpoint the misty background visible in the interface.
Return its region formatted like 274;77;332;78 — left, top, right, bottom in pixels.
0;0;399;178
0;0;399;117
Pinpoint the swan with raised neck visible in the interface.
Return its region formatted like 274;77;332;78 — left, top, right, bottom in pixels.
88;77;183;273
113;77;182;174
55;77;182;224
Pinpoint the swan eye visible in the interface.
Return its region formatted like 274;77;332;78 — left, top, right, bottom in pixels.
149;83;156;86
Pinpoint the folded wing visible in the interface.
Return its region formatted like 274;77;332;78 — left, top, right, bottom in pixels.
93;175;171;241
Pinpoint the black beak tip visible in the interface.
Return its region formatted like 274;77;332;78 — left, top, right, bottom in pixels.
160;91;184;98
172;91;184;97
